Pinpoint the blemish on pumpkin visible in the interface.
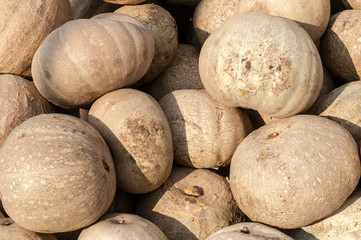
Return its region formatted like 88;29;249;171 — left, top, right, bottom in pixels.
240;226;250;234
267;132;281;139
18;133;26;139
2;220;11;226
102;158;110;172
185;198;197;204
183;186;204;197
245;61;251;70
239;91;246;96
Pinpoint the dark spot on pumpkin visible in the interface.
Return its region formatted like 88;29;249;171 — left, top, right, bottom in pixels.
185;198;197;204
44;70;51;79
277;65;282;71
183;186;204;197
102;158;110;172
245;61;251;70
71;129;77;133
18;133;26;139
267;132;281;139
240;226;250;234
108;219;126;224
269;65;274;70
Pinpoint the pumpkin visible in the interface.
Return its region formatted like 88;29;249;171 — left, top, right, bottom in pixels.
115;3;178;86
0;114;116;233
69;0;118;19
237;0;330;42
321;10;361;82
0;0;72;77
288;188;361;239
342;0;361;9
205;222;293;240
159;89;252;169
199;12;323;118
78;213;168;240
0;218;57;240
141;44;204;101
0;74;53;147
88;88;173;194
102;0;147;4
230;115;361;229
193;0;239;45
32;13;154;109
136;167;243;240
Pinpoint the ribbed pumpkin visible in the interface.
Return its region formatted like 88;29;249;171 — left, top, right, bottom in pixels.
199;12;323;118
32;13;154;109
0;0;72;77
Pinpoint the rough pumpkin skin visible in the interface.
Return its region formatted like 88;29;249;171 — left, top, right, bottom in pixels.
321;10;361;82
31;13;154;109
0;0;72;77
136;167;244;240
115;3;178;86
230;115;361;229
0;218;57;240
0;114;116;233
88;89;173;194
199;12;323;118
237;0;330;42
205;222;293;240
0;74;53;147
159;89;252;169
78;213;168;240
141;44;204;101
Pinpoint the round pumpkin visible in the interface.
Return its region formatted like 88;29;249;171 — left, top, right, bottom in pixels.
78;213;168;240
32;13;154;109
237;0;330;42
230;115;361;229
0;218;57;240
205;222;293;240
193;0;240;45
199;12;323;118
342;0;361;9
137;167;243;240
115;3;178;86
0;114;116;233
0;74;54;147
88;89;173;194
321;10;361;82
159;89;252;169
141;44;204;101
0;0;72;77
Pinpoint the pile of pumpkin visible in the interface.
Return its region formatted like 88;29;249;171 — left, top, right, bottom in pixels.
1;0;361;239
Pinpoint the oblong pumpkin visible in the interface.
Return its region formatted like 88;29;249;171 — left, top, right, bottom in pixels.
230;115;361;229
88;89;173;194
0;114;116;233
199;12;323;118
32;13;154;109
0;0;72;76
0;74;53;147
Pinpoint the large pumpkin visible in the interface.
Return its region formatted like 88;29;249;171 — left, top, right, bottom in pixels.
199;12;323;118
32;13;154;109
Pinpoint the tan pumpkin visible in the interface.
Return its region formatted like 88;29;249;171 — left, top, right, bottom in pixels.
88;89;173;194
321;10;361;82
0;0;72;77
237;0;330;42
32;13;154;109
230;115;360;229
0;114;116;233
199;12;323;118
78;213;168;240
115;3;178;86
342;0;361;9
0;74;53;147
0;218;57;240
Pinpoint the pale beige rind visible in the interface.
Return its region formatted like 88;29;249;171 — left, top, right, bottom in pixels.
230;115;361;229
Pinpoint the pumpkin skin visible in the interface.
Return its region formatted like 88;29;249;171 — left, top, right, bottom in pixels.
289;188;361;239
88;89;173;194
32;13;154;109
342;0;361;9
103;0;147;4
230;115;361;229
159;89;252;169
205;222;293;240
136;167;243;240
321;10;361;82
0;74;53;147
0;114;116;233
193;0;239;45
0;0;72;77
199;12;323;118
237;0;330;42
115;4;178;86
141;44;204;101
78;213;168;240
0;218;57;240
